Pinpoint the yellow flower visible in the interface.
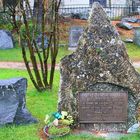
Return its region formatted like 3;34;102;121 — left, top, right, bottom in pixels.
61;111;68;119
44;114;50;124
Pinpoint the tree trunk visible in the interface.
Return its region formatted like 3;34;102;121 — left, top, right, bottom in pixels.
11;0;62;92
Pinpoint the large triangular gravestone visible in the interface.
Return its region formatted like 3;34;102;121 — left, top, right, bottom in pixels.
58;2;140;131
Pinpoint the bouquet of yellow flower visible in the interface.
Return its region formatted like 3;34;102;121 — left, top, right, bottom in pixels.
44;111;74;138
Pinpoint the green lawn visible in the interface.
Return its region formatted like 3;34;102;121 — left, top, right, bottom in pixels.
0;45;72;63
0;43;140;63
0;69;140;140
125;43;140;61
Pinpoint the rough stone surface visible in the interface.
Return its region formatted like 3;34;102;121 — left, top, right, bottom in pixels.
58;3;140;131
0;78;38;126
0;30;14;49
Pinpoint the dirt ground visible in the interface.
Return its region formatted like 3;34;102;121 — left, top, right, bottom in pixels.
112;20;140;38
59;18;140;42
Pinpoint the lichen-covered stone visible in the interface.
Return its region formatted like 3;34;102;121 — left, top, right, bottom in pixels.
0;78;38;126
58;3;140;131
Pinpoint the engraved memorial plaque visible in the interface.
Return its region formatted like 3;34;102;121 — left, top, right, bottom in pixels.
69;26;84;48
78;92;128;123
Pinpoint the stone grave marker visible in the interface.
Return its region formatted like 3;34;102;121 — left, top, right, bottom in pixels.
36;34;48;49
69;26;84;49
133;26;140;47
78;92;128;123
0;30;14;49
0;78;38;126
58;2;140;131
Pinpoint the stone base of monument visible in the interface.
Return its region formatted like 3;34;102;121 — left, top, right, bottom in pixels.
0;78;38;126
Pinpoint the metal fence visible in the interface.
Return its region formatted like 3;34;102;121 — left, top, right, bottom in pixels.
59;4;140;20
1;4;140;45
1;4;140;21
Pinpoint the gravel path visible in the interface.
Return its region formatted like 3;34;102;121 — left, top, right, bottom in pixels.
0;61;140;70
132;61;140;68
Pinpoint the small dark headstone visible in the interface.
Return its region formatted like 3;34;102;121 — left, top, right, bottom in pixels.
116;22;133;30
0;30;14;49
133;26;140;46
69;26;84;48
0;78;38;126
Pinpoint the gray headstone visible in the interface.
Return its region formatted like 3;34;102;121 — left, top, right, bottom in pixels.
69;26;84;48
137;19;140;23
36;34;48;49
0;30;14;49
133;26;140;46
116;22;133;30
0;78;38;126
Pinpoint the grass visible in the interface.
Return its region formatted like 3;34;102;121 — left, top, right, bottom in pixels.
119;134;140;140
0;69;59;140
0;45;72;63
0;69;140;140
56;134;105;140
0;33;140;140
125;43;140;61
0;43;140;63
0;69;104;140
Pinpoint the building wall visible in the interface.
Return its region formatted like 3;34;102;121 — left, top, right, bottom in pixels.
62;0;129;6
62;0;89;6
107;0;127;6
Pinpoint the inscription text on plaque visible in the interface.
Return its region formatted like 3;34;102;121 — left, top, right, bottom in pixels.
78;92;128;123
